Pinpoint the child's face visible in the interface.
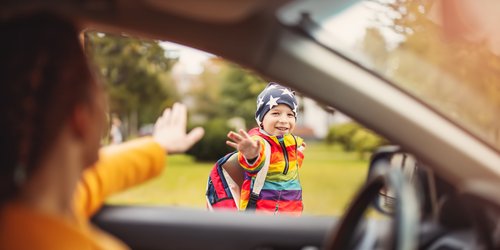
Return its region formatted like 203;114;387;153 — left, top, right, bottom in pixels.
261;104;296;136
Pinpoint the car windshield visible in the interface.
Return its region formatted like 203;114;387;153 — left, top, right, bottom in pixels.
289;0;500;152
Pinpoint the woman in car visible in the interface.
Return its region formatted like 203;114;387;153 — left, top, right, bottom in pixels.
0;12;204;249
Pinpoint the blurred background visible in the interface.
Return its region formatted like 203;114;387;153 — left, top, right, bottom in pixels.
84;32;386;216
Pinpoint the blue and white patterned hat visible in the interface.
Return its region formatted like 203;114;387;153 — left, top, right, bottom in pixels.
255;82;298;127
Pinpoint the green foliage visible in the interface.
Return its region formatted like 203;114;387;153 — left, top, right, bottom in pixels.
187;118;234;162
193;61;266;128
218;66;267;128
185;62;267;161
325;123;360;150
85;32;179;134
326;122;388;158
350;129;387;158
184;61;267;160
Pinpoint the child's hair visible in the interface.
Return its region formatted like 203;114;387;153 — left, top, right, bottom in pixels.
255;82;298;126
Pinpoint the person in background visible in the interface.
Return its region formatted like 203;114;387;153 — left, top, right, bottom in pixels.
226;82;306;216
0;12;204;249
110;114;123;144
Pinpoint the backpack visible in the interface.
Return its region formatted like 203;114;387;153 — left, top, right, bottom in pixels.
205;140;271;211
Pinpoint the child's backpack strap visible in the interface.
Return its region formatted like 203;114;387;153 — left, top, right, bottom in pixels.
245;138;272;211
206;136;272;211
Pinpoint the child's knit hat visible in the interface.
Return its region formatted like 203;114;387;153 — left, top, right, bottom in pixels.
255;82;298;127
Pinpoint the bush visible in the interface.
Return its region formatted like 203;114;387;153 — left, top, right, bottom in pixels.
325;123;361;151
187;118;234;162
326;122;388;158
351;129;387;158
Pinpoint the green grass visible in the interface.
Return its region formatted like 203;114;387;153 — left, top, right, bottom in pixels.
107;143;369;216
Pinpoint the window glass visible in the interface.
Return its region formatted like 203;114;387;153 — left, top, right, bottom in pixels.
300;0;500;151
85;32;388;216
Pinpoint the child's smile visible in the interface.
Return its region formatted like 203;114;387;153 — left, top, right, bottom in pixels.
275;126;290;133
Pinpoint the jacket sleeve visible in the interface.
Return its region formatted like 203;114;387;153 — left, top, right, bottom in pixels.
237;136;267;174
297;136;306;168
73;137;166;218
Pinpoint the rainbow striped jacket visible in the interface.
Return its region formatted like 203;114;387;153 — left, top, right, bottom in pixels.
238;127;305;215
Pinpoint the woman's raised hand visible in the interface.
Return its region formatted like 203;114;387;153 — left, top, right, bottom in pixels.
153;103;204;154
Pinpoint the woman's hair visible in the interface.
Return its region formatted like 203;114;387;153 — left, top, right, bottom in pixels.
0;12;94;203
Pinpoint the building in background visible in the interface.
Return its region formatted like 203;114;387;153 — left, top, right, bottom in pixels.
296;97;351;140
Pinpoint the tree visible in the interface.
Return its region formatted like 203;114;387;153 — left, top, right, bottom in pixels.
192;60;266;128
85;32;179;137
186;60;267;161
218;64;267;128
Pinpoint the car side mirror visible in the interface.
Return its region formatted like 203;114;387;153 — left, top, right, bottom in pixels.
367;145;419;215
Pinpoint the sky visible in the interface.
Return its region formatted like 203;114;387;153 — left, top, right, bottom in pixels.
159;41;213;75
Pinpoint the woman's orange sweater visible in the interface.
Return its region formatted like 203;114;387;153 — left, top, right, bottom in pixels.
0;137;166;250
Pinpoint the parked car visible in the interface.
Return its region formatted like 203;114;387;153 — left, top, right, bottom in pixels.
3;0;500;249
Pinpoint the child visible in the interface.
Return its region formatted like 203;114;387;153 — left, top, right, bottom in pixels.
226;82;306;215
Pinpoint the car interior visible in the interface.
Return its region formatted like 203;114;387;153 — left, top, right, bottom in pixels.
3;0;500;249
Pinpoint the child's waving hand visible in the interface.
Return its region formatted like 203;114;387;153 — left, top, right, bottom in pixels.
226;129;260;160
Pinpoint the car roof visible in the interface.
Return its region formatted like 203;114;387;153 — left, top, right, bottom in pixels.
2;0;289;67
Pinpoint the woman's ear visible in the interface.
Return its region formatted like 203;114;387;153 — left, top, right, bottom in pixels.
70;104;91;139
